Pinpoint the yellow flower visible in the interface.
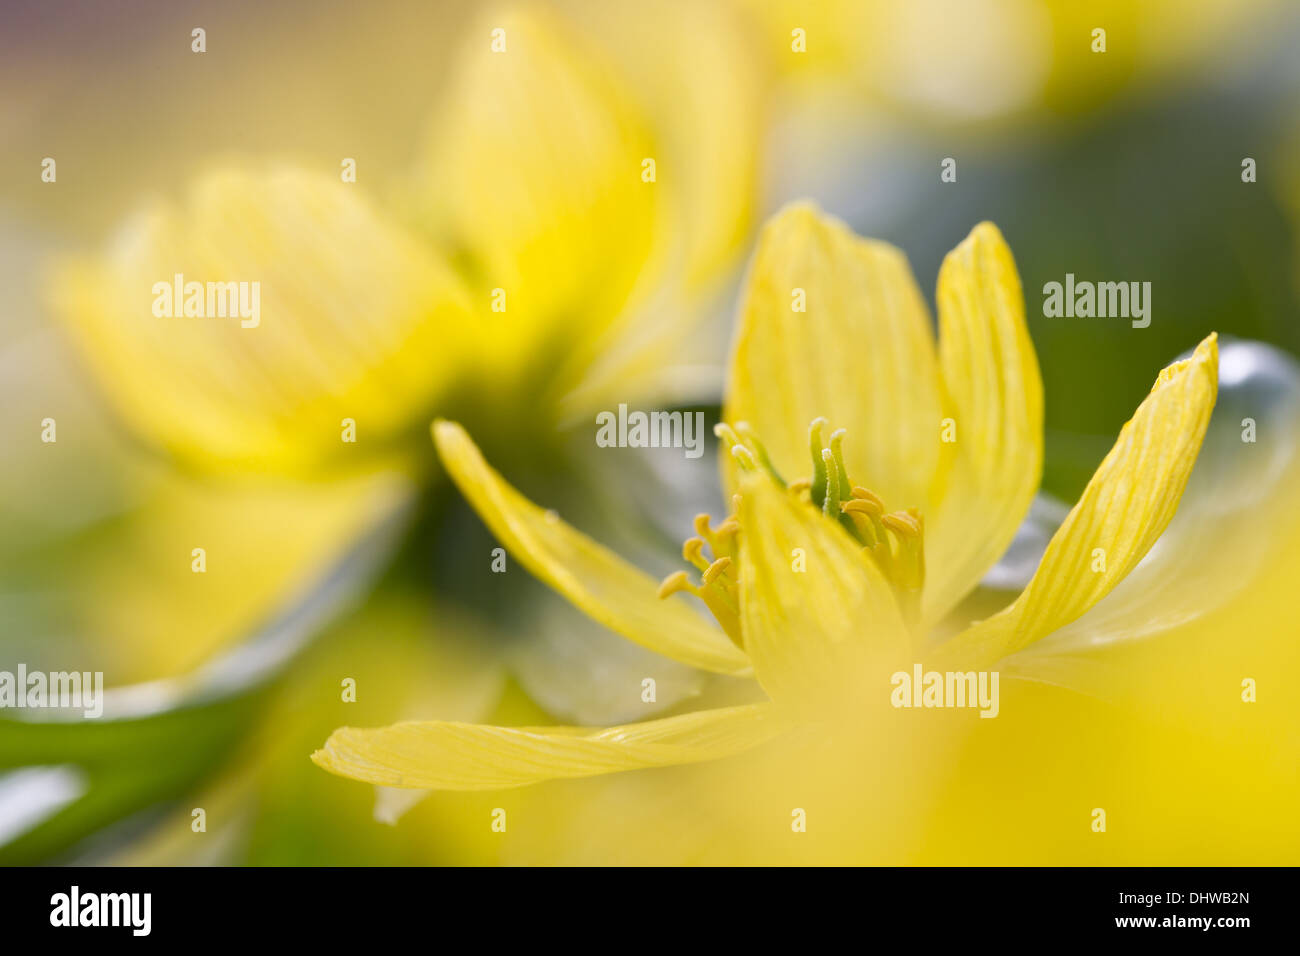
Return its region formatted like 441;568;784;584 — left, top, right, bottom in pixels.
34;5;761;682
49;6;761;477
312;205;1219;790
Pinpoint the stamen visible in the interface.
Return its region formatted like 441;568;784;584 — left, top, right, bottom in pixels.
851;486;884;509
702;556;732;586
695;582;743;646
657;570;696;599
842;498;882;518
882;509;925;629
840;502;878;548
682;537;711;571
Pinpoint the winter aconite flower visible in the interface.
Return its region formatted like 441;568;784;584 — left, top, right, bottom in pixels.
50;6;759;477
312;205;1218;790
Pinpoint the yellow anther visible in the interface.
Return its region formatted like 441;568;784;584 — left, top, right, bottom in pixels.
841;506;879;548
682;537;710;570
702;556;732;586
842;498;883;518
657;570;696;599
693;513;714;541
851;487;885;508
881;512;922;538
788;478;811;494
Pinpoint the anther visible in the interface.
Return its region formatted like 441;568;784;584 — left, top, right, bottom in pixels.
693;513;715;542
702;556;732;586
657;570;696;599
682;537;711;571
851;486;884;508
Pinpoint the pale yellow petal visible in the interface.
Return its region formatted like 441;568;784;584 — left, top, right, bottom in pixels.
50;165;471;474
724;203;944;508
432;420;751;676
556;0;765;420
737;475;909;712
413;7;657;394
924;222;1044;623
312;702;779;790
935;334;1219;668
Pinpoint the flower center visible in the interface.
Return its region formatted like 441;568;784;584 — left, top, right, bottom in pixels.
659;418;927;636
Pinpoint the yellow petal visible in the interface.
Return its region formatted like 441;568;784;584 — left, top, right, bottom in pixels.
50;166;472;474
737;474;909;712
924;222;1044;623
935;334;1219;668
724;203;944;508
571;0;762;293
413;8;657;395
555;0;765;421
432;421;751;676
312;702;779;790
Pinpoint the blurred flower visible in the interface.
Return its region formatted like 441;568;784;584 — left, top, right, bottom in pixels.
50;5;763;476
311;206;1219;790
734;0;1285;123
5;2;769;860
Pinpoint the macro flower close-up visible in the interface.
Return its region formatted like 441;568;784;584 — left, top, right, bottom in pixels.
2;0;1298;929
312;207;1221;789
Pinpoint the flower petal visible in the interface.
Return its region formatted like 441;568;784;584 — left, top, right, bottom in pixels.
413;8;657;396
935;334;1219;668
51;166;472;474
924;222;1044;623
1029;338;1300;652
312;702;779;790
737;474;909;711
433;421;751;676
723;203;944;508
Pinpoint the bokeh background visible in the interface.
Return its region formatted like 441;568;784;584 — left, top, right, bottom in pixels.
2;0;1298;864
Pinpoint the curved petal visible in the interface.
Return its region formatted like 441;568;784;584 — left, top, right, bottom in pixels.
50;166;472;474
738;474;909;712
924;222;1044;624
935;334;1219;668
312;702;780;790
1027;338;1300;653
432;421;751;676
723;203;944;508
412;7;657;395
